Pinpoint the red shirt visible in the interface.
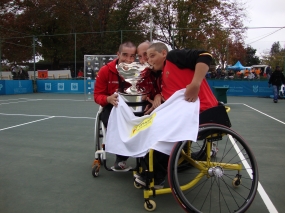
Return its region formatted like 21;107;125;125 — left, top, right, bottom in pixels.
77;71;84;77
94;59;127;106
162;61;218;112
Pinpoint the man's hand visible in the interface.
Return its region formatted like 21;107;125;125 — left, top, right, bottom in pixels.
144;104;153;115
144;94;164;114
150;94;163;108
184;82;200;102
107;93;119;106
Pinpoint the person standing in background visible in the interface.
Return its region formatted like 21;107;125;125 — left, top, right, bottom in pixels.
268;66;285;103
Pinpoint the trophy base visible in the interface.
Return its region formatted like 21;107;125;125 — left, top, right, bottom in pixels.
118;92;150;117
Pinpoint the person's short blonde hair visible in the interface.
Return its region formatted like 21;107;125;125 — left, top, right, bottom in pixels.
148;42;169;53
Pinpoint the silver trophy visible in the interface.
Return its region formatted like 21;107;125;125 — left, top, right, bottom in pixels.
117;62;152;95
117;62;153;115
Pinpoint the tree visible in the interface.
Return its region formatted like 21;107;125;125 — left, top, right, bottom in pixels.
245;46;260;66
147;1;245;46
270;41;281;56
262;41;285;70
0;0;250;71
227;40;247;65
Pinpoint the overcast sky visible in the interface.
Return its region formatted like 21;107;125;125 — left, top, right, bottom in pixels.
243;0;285;56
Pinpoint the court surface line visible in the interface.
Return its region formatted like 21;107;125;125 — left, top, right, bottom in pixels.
243;104;285;125
0;117;55;132
229;135;278;213
0;100;31;105
0;99;85;106
0;113;95;120
228;103;281;213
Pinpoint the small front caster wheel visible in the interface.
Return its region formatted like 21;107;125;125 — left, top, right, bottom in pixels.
92;165;100;177
134;181;142;189
232;177;241;187
144;200;156;211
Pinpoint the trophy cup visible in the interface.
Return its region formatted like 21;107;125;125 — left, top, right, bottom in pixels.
117;62;152;95
117;62;152;115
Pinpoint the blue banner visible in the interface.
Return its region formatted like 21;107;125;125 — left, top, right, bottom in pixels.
0;80;5;95
36;80;95;94
0;80;33;95
208;80;271;97
1;79;272;97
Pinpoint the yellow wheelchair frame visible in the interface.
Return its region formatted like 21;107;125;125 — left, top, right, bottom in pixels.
132;106;258;212
92;105;259;213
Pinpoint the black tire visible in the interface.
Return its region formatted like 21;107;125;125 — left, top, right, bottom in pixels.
94;113;102;152
168;124;259;213
92;165;99;177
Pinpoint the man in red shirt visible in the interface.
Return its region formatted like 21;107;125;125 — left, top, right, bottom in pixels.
135;42;218;189
94;41;136;171
147;42;218;111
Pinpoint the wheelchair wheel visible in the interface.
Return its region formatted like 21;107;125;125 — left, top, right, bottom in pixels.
94;112;102;153
168;124;258;213
92;165;100;177
177;139;207;172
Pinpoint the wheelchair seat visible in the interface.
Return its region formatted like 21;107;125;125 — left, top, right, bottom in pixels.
199;103;231;127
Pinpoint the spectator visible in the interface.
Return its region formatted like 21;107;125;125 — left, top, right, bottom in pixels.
19;68;29;80
216;66;222;77
228;70;235;79
255;68;261;79
210;70;217;79
244;69;250;79
77;69;84;78
70;69;75;79
94;41;136;171
268;66;285;103
220;70;226;79
266;66;272;79
11;66;17;80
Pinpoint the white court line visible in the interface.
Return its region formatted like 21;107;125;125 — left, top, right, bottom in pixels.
243;104;285;125
0;113;95;120
229;135;278;213
0;98;28;102
0;100;31;105
230;103;282;212
0;98;85;105
0;117;54;132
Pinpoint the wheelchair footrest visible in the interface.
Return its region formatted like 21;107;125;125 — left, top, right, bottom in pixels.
110;166;132;172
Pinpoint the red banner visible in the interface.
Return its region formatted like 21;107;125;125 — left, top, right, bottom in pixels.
38;70;48;79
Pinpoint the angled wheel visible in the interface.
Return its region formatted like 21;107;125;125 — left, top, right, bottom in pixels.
144;200;156;212
92;165;100;177
168;124;259;213
134;181;142;189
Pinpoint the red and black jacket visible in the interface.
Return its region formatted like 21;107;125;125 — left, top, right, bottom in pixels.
162;49;218;112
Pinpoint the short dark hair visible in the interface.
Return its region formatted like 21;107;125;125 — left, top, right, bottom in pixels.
148;42;169;53
118;41;136;52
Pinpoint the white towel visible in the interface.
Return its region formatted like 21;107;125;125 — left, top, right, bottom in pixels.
105;89;200;157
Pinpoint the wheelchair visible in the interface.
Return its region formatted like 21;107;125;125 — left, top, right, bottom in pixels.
92;100;259;213
92;96;148;175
